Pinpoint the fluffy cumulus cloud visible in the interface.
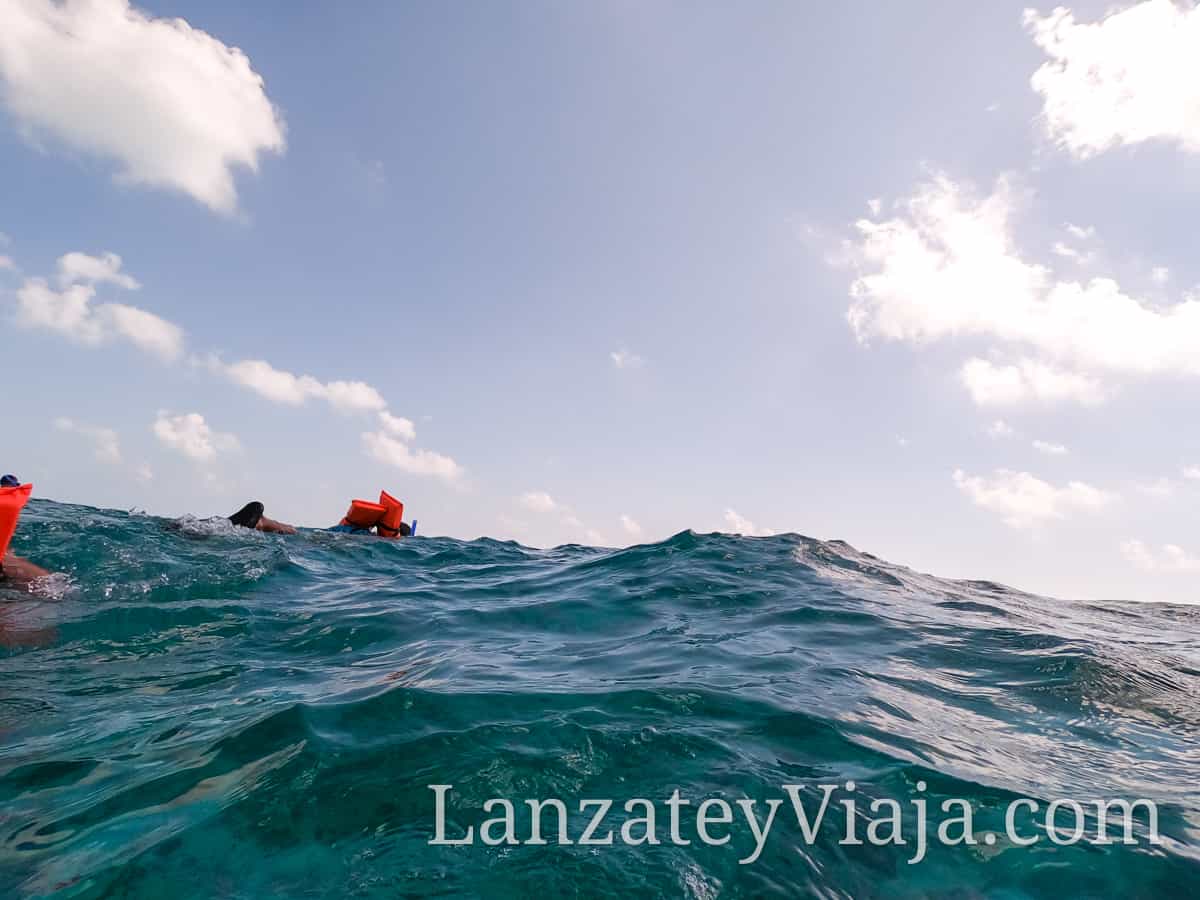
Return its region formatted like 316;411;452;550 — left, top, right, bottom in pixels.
1026;0;1200;158
152;411;239;462
961;358;1105;407
218;357;387;413
723;508;775;537
619;514;643;537
952;468;1114;529
0;0;285;213
54;416;121;463
848;175;1200;405
361;429;461;482
15;252;183;360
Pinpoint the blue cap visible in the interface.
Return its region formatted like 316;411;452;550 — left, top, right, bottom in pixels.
0;474;19;488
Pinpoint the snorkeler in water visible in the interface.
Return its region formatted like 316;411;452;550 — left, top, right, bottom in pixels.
0;474;51;590
228;501;297;535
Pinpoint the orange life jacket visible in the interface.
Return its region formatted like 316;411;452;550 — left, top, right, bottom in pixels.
0;483;33;560
340;499;386;530
376;490;405;538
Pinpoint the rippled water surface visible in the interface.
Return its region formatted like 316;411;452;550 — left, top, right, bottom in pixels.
1;500;1198;897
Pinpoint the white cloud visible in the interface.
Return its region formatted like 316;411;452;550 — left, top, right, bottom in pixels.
953;468;1114;529
220;358;386;412
610;349;644;370
54;416;121;463
324;380;388;413
15;274;184;361
152;411;239;462
1151;266;1170;285
100;301;184;360
1032;439;1068;456
987;419;1015;438
1182;466;1200;481
723;508;775;537
57;251;140;289
1137;477;1175;498
361;429;462;482
0;0;285;213
515;491;603;542
0;255;14;271
961;358;1104;407
1052;225;1097;266
1051;241;1092;265
520;491;559;514
1121;539;1200;572
849;175;1200;404
619;514;642;537
378;410;416;441
1026;1;1200;158
135;462;153;483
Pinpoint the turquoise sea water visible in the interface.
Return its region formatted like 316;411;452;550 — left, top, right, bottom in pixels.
1;499;1197;898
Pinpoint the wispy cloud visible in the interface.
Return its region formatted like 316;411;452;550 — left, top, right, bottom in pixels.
1121;539;1200;573
520;491;560;514
54;417;121;464
1032;439;1069;456
610;349;644;370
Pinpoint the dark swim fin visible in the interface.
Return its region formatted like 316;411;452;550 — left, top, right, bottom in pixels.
229;501;265;529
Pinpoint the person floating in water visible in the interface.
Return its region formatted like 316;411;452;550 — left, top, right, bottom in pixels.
330;490;414;537
228;501;297;535
0;474;51;590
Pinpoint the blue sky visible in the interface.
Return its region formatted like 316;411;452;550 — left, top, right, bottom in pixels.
2;0;1199;603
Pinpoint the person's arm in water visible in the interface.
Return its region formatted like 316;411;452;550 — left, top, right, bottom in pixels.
1;552;50;589
257;516;297;535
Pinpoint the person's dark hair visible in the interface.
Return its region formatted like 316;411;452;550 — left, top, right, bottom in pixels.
229;501;265;529
398;522;412;537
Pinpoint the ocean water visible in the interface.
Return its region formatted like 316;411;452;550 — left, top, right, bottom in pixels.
1;499;1197;899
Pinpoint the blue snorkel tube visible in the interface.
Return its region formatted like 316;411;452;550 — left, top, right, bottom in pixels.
411;519;417;537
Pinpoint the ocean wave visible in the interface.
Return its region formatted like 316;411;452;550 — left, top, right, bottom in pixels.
0;500;1196;897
